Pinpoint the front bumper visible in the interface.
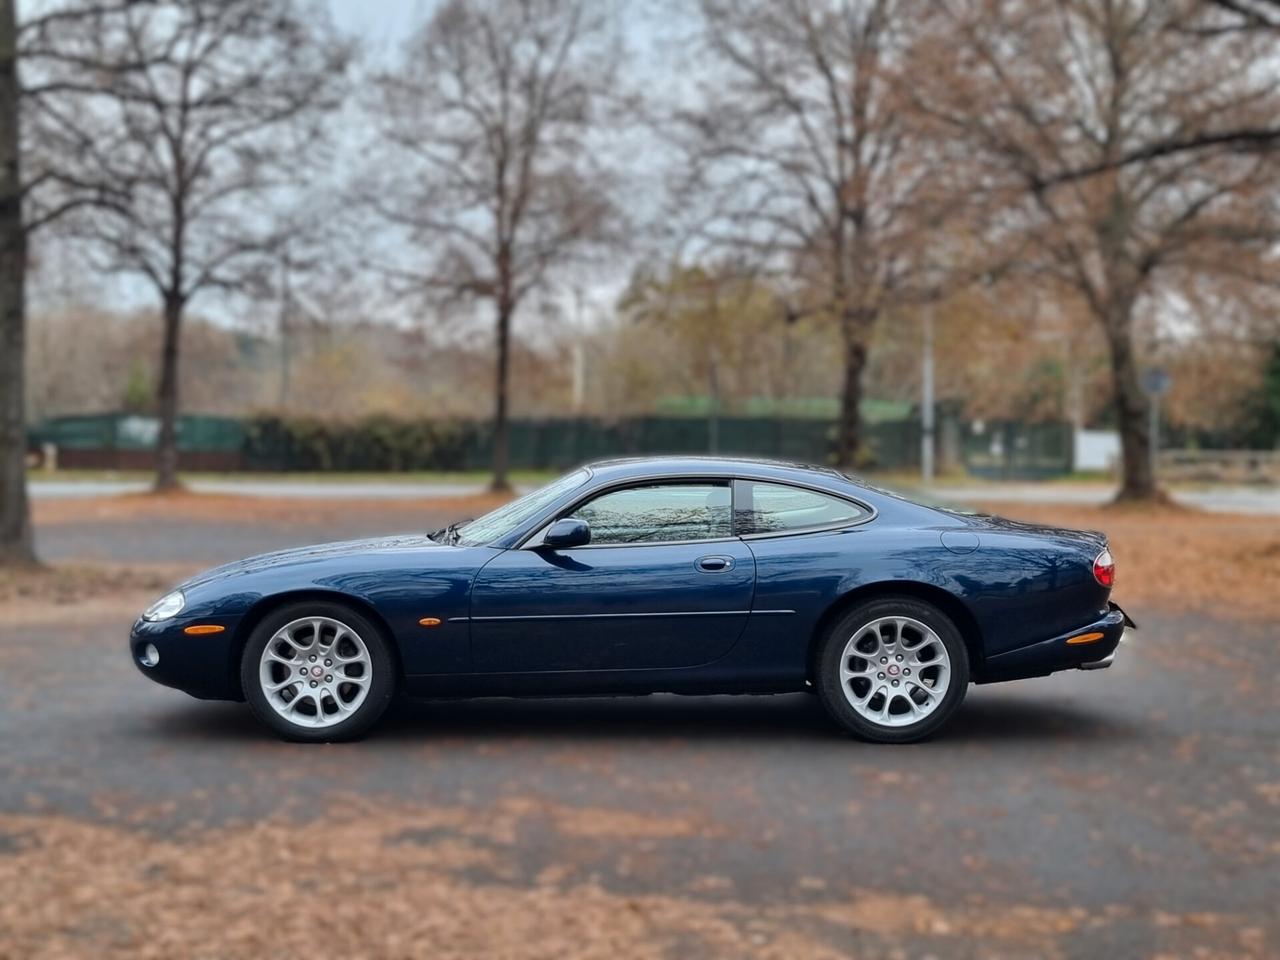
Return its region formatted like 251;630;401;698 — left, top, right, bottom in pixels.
130;614;245;701
977;602;1133;684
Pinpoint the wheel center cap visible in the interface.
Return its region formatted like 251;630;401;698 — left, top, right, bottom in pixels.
886;664;901;677
311;665;324;679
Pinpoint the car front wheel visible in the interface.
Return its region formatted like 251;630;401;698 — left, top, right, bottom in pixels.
815;597;970;744
241;601;395;742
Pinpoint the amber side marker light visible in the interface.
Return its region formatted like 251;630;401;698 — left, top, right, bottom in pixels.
1066;632;1105;645
418;617;442;627
183;624;225;636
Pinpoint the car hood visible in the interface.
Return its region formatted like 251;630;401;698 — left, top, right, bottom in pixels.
178;534;443;590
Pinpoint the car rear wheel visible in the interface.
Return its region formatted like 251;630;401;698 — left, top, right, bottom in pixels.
241;601;395;742
815;597;970;744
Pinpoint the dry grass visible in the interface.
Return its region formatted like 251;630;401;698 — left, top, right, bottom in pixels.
1;802;1267;960
0;802;839;960
0;562;196;610
975;501;1280;619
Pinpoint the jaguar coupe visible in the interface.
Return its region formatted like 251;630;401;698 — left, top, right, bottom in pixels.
131;457;1131;743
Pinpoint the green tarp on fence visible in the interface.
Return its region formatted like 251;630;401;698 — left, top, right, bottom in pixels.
30;411;1075;478
31;413;246;452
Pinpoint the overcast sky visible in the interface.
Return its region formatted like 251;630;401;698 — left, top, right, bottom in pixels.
327;0;429;58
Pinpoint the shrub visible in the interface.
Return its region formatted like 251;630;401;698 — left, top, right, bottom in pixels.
244;415;479;472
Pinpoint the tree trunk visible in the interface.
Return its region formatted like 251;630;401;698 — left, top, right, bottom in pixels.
833;311;871;469
834;330;868;469
153;293;184;492
490;296;512;493
1104;307;1157;501
0;0;36;568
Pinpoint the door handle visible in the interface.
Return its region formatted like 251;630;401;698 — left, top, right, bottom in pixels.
695;555;734;573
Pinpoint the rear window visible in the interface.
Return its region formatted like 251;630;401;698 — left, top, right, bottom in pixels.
735;481;866;535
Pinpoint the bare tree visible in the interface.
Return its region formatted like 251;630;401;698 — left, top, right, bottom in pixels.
915;0;1280;499
1007;0;1280;185
672;0;944;467
367;0;623;492
0;0;31;565
28;0;351;491
1028;2;1280;180
1205;0;1280;32
2;0;141;565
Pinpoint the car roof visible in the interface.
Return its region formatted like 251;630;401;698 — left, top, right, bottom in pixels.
582;455;851;487
485;456;941;550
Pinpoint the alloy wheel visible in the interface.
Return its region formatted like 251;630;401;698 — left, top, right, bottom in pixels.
837;615;952;728
257;616;373;729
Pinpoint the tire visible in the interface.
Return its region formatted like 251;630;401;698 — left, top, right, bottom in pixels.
815;596;970;744
241;600;396;742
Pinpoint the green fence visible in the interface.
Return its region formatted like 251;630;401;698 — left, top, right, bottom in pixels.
31;413;246;452
961;420;1074;480
454;417;841;471
30;411;1075;478
30;413;246;470
241;414;939;473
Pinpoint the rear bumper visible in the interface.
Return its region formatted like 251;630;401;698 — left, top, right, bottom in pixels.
1077;640;1120;670
977;602;1132;684
1077;602;1136;671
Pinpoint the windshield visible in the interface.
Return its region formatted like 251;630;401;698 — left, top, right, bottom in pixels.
454;468;591;546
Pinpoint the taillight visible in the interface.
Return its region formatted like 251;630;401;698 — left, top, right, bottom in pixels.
1093;547;1115;588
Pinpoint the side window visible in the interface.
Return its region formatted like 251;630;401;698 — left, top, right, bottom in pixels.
569;483;732;545
735;481;865;535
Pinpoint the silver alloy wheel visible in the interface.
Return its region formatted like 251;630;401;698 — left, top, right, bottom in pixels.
258;616;373;729
837;615;952;728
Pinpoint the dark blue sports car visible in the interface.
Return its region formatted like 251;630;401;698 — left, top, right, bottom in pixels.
131;457;1131;743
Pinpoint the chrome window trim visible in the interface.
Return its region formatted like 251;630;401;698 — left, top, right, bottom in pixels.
517;471;877;549
525;534;742;550
450;608;796;623
737;522;866;541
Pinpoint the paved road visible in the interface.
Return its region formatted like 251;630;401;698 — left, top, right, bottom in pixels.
3;512;1277;957
30;476;1280;513
28;478;506;500
920;483;1280;514
36;501;464;566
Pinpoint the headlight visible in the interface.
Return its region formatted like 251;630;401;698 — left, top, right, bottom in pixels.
142;590;186;622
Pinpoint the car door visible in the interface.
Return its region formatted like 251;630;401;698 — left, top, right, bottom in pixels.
733;478;875;645
468;481;755;672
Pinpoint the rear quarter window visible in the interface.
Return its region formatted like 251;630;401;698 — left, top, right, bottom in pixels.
735;481;866;535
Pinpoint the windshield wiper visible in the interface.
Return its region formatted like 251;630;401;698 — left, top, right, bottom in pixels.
431;519;471;545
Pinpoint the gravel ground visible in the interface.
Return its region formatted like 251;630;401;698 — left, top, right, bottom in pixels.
1;502;1277;958
30;495;487;566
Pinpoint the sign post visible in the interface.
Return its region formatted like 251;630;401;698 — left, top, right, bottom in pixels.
921;308;935;485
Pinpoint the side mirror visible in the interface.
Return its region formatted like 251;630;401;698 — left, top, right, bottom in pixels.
541;517;591;550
